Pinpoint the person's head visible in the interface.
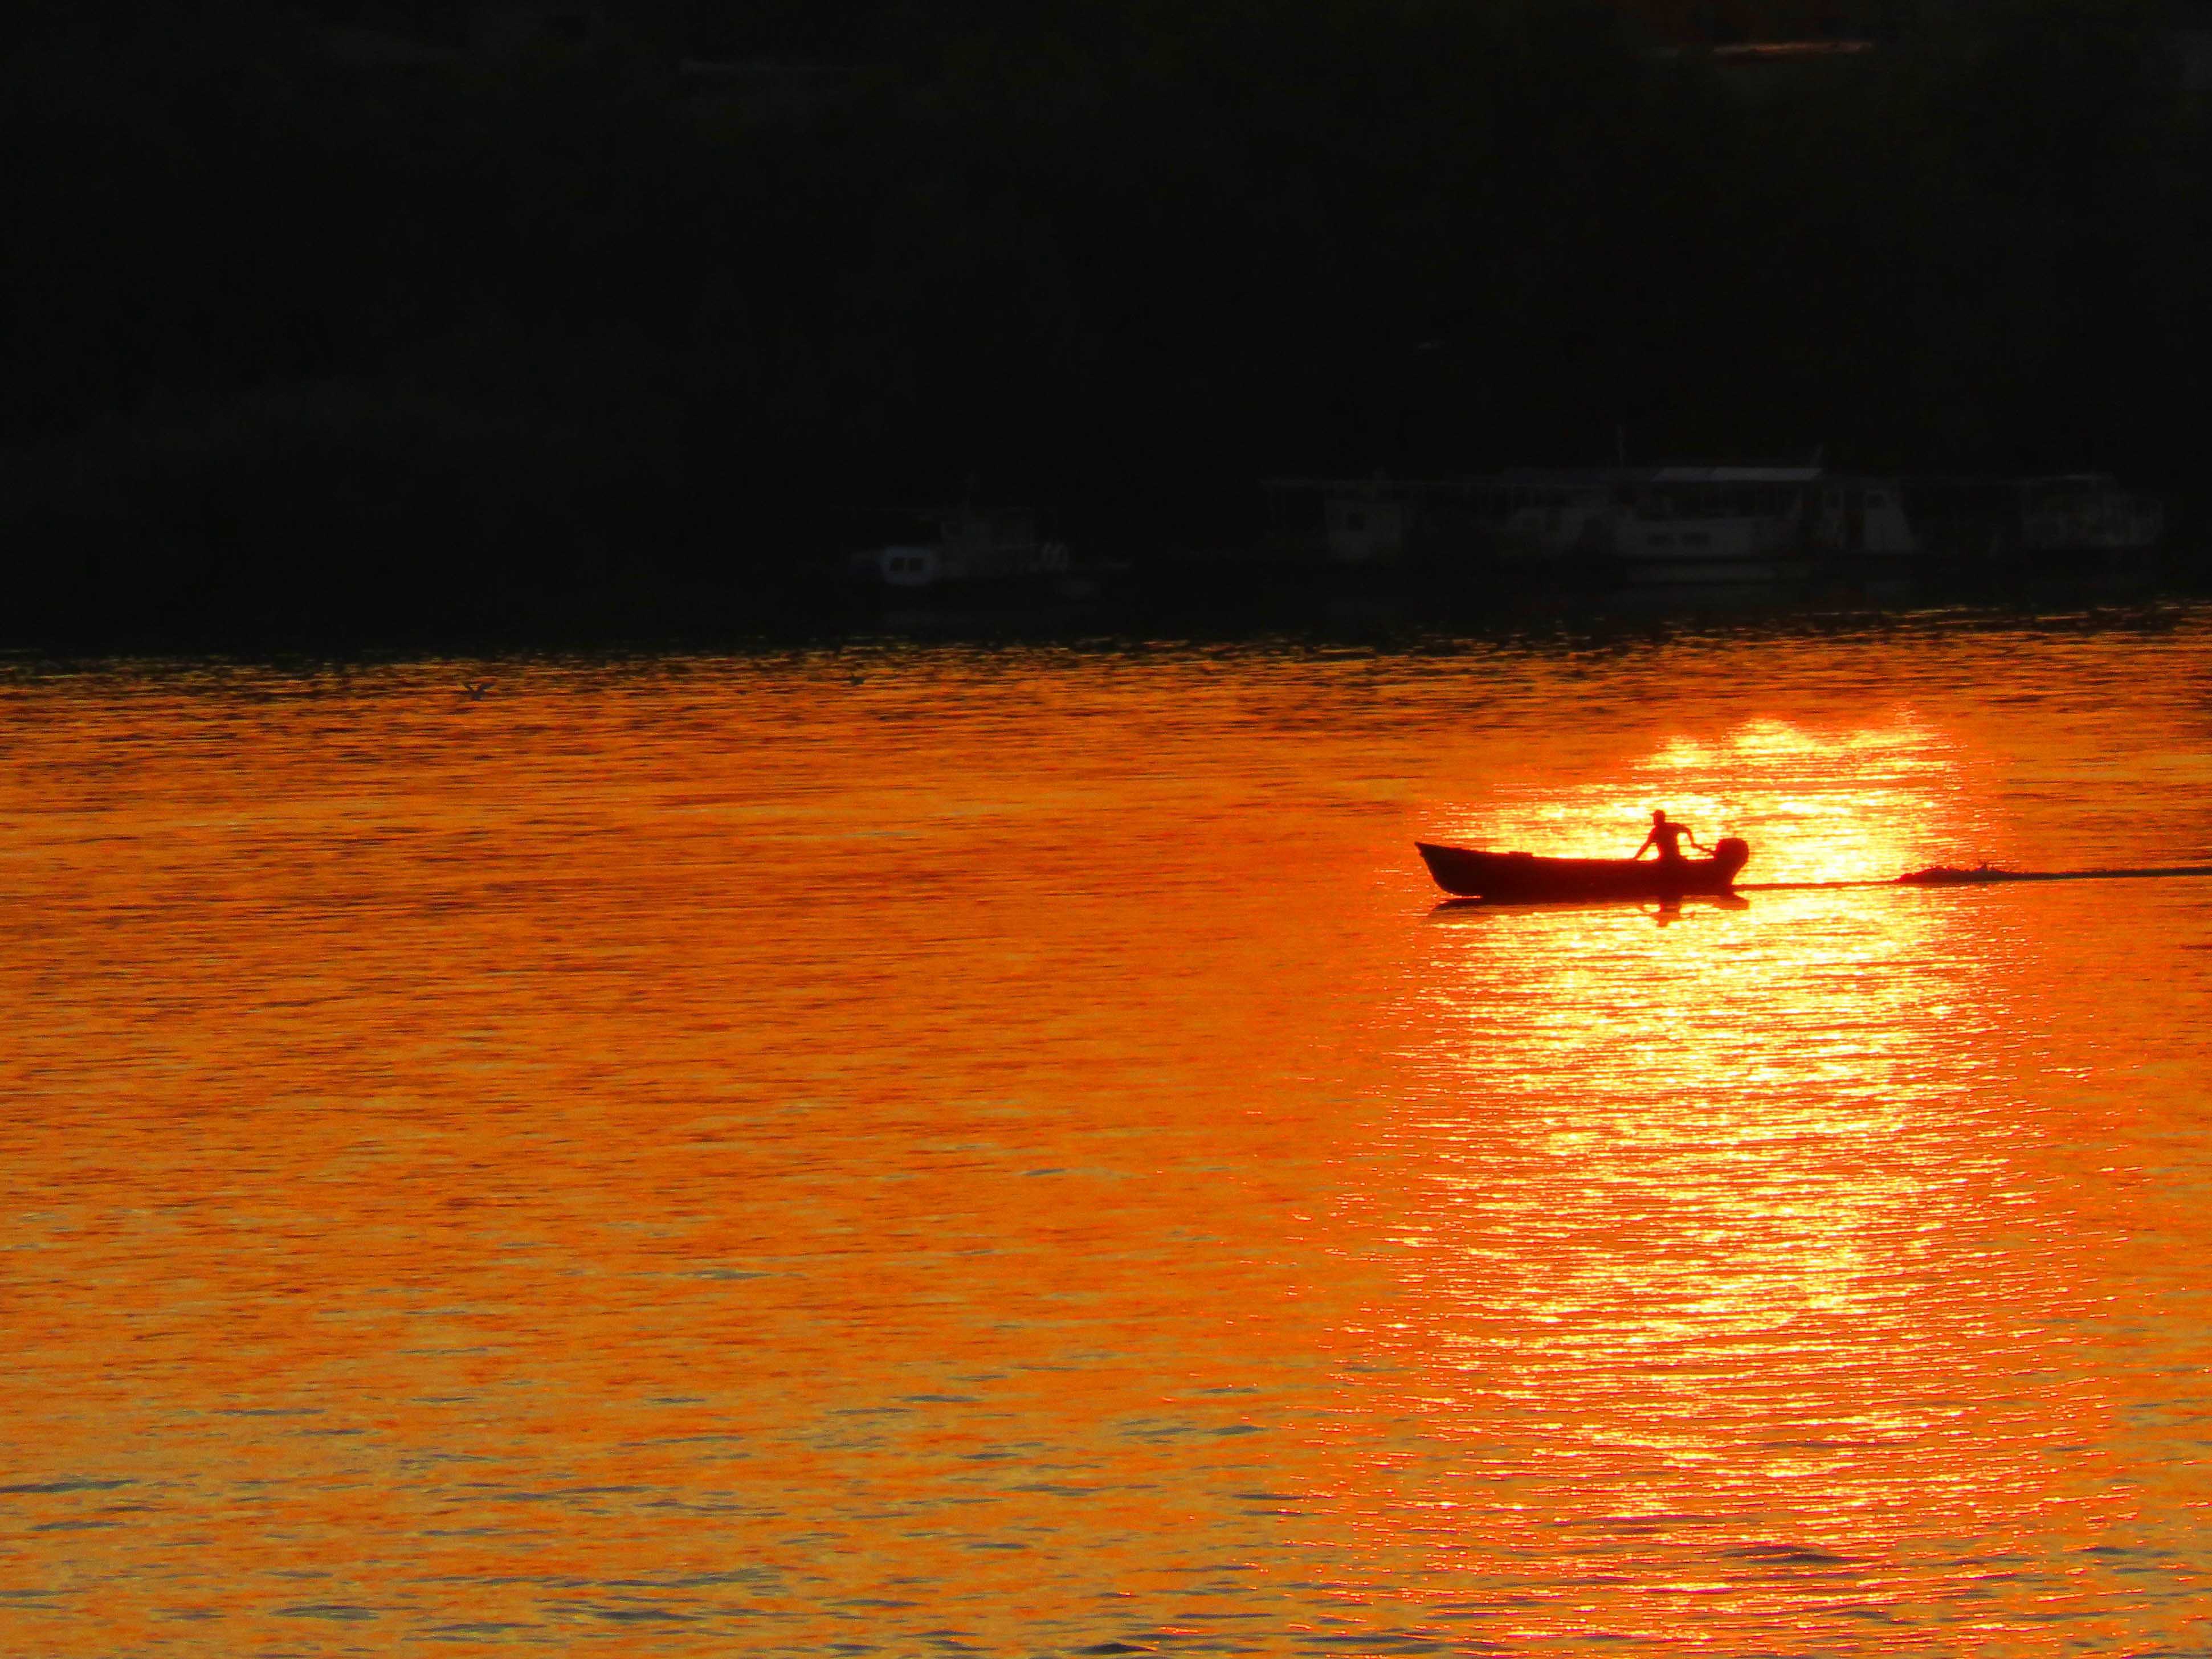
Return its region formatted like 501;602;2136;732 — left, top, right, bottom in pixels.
1652;809;1667;824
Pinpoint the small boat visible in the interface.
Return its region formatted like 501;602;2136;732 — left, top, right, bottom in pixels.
1415;837;1751;902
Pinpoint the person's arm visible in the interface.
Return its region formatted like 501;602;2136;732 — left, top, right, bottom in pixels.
1634;831;1656;859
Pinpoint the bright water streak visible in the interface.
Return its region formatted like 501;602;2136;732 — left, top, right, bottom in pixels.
3;612;2211;1654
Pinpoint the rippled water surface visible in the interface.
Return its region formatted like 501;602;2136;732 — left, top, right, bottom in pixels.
6;611;2212;1655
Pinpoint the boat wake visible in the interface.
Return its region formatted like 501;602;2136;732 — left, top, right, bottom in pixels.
1741;863;2212;893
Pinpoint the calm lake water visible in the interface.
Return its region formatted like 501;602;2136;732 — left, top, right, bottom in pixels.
5;608;2211;1656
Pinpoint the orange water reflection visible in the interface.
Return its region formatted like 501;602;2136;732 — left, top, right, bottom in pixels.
2;622;2210;1653
1327;684;2205;1650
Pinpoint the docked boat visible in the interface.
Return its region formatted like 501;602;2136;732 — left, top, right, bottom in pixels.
1416;837;1752;901
1263;465;2166;597
1613;468;1818;586
850;506;1072;591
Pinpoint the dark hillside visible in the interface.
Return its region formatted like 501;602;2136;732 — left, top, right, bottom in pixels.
2;0;2204;641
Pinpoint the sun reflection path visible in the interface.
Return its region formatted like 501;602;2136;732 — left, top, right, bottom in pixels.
1333;713;2141;1650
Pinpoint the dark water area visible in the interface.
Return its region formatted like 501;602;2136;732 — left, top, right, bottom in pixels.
6;606;2212;1654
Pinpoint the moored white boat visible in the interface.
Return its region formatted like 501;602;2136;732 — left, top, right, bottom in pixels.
1613;466;1818;586
852;506;1073;591
1264;465;2168;592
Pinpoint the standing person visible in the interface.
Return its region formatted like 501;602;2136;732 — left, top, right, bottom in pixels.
1634;808;1705;865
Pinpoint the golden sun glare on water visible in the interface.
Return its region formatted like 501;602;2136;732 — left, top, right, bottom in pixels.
1336;706;2136;1645
1433;714;1975;888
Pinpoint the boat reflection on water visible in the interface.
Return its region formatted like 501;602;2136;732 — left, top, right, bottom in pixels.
1429;892;1752;924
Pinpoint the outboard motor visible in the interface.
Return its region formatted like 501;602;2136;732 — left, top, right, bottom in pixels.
1713;837;1751;885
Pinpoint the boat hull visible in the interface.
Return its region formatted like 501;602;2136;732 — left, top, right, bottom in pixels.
1416;838;1750;901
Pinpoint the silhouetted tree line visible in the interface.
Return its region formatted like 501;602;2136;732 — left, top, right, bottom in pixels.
1;0;2203;640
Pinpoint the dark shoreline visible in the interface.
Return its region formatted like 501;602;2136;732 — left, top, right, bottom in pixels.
6;6;2209;655
9;559;2208;663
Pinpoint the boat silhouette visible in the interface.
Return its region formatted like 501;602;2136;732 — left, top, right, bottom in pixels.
1416;837;1751;902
